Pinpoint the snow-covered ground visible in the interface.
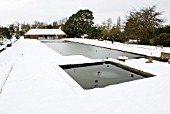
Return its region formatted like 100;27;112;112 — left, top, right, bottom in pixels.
67;38;170;57
0;45;6;51
0;38;170;114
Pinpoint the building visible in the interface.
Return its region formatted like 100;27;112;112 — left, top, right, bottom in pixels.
24;29;67;39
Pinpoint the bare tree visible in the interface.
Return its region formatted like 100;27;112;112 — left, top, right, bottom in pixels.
124;5;164;44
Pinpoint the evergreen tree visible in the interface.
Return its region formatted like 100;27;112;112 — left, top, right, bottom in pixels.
64;9;94;38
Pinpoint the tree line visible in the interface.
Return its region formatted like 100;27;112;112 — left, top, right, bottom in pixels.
0;5;170;46
1;18;67;39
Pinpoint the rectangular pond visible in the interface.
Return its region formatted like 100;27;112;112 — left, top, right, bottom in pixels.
43;40;151;89
43;40;144;59
60;62;145;89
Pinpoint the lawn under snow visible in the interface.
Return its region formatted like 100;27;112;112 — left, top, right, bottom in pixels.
0;37;170;114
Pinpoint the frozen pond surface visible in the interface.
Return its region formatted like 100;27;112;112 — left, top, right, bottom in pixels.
61;62;144;89
44;40;146;89
44;40;144;59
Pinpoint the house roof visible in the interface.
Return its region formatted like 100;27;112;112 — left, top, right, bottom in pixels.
25;29;66;35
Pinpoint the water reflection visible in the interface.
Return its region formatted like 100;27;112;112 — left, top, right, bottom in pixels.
63;63;144;89
44;40;144;59
44;40;145;89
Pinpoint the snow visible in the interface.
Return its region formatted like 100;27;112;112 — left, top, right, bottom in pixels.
0;45;6;51
117;55;128;60
0;38;170;114
67;38;170;57
58;55;103;66
25;29;66;35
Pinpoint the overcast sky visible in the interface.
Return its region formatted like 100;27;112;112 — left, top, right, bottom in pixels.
0;0;170;26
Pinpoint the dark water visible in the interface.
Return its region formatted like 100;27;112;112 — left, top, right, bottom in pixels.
44;40;143;59
43;40;145;89
63;63;144;89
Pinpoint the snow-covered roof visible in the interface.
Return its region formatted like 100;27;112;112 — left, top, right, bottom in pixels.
25;29;66;35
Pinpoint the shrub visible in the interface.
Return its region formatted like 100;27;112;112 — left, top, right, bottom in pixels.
159;57;169;62
152;33;170;47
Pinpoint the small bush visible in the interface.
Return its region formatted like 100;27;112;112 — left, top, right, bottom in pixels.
159;57;169;62
152;33;170;47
